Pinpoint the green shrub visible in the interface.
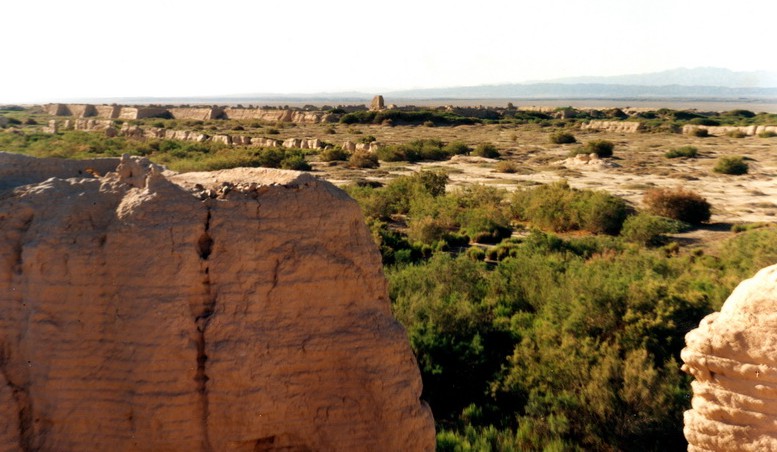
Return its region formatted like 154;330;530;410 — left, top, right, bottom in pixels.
466;247;486;261
280;154;311;171
620;213;687;246
727;130;747;138
266;128;280;135
510;181;629;234
724;109;756;118
407;216;448;244
443;141;471;156
473;143;500;158
665;146;698;159
713;156;748;175
690;128;709;137
376;139;449;162
319;147;350;162
549;131;577;144
643;187;711;224
348;149;379;168
495;160;518;173
689;118;720;126
583;140;615;157
758;130;777;138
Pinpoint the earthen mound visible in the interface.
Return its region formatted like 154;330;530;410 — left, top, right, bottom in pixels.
682;264;777;451
0;153;434;451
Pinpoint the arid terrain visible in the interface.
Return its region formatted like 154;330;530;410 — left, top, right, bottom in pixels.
3;101;777;450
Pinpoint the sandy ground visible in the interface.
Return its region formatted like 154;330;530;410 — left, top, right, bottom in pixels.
306;124;777;228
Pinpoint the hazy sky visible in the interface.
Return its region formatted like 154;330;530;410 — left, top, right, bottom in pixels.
2;0;776;102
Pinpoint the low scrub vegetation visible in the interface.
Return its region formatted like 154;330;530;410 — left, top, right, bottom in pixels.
620;213;688;246
510;180;629;234
473;143;500;158
347;149;379;168
643;187;711;224
549;131;577;144
713;155;749;175
571;139;615;158
665;145;698;158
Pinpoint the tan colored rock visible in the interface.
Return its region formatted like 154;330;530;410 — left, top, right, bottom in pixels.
43;119;57;133
682;264;777;451
212;134;232;145
0;152;120;190
282;138;302;148
94;105;121;119
681;125;777;137
169;107;224;121
223;108;335;124
74;119;113;132
343;140;356;152
249;138;279;148
118;107;170;120
0;153;434;451
370;95;385;111
581;120;642;133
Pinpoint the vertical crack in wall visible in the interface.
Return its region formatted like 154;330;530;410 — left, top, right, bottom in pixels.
195;207;215;452
0;350;33;452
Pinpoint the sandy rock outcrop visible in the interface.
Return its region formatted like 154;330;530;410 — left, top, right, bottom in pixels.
581;120;643;133
555;153;620;169
74;119;114;132
169;107;224;121
0;152;121;190
682;125;777;137
222;108;335;124
0;153;434;451
118;106;169;120
342;140;357;152
370;95;385;111
682;264;777;451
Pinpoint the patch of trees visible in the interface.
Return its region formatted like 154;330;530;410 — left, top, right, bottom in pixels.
345;171;777;450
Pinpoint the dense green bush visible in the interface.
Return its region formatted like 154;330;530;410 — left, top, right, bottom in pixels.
620;213;687;246
494;160;518;173
549;131;577;144
713;155;748;175
443;141;471;156
583;140;615;157
384;226;777;450
339;109;477;126
473;143;500;158
665;146;698;158
643;187;711;224
347;149;379;168
690;128;709;137
319;147;349;162
689;117;720;126
280;153;311;171
510;181;629;234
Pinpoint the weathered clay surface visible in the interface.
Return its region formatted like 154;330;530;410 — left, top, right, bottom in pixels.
581;120;643;133
0;153;434;451
682;125;777;136
682;264;777;451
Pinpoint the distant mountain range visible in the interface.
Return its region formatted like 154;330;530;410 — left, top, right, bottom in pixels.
385;68;777;100
61;68;777;105
528;67;777;88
